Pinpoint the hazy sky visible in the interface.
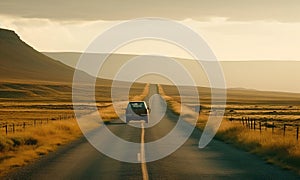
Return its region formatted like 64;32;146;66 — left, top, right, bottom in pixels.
1;0;300;22
0;0;300;60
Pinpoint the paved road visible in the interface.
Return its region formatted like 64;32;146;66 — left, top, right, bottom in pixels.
8;85;299;179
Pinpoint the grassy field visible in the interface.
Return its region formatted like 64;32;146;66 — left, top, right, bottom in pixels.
159;84;300;174
0;81;148;176
0;119;81;175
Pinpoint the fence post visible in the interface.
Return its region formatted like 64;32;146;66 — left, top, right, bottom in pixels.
5;124;8;135
283;124;286;136
247;117;249;127
259;122;262;133
12;123;15;133
296;126;299;141
272;122;274;134
253;119;256;130
23;122;26;129
34;120;36;127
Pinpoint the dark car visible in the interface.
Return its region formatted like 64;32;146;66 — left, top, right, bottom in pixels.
126;101;149;123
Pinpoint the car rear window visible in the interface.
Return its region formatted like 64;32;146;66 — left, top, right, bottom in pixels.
130;102;145;109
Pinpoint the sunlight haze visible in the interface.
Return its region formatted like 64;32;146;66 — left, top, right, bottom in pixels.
0;0;299;92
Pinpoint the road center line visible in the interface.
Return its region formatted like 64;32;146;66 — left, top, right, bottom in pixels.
141;122;149;180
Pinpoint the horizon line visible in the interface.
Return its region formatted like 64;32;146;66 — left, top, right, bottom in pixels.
42;51;300;62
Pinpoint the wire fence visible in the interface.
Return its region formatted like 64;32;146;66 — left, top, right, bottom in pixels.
229;117;300;141
0;115;75;135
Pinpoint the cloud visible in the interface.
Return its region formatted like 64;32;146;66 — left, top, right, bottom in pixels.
0;0;300;22
1;15;300;61
0;15;120;51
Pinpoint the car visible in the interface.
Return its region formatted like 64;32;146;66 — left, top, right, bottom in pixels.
126;101;149;123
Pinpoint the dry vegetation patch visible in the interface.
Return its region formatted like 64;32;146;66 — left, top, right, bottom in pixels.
0;81;149;176
214;120;300;173
0;119;81;176
159;84;300;175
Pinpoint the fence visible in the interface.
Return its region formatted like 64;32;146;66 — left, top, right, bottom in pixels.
0;115;75;135
230;117;299;141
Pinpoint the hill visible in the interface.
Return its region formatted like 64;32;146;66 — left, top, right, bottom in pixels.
44;52;300;93
0;29;91;83
0;28;115;101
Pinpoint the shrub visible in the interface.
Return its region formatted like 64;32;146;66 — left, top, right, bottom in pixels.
10;137;23;147
0;137;14;152
24;137;38;145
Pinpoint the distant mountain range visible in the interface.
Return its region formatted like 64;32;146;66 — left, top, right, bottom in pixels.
0;28;115;101
0;27;299;93
44;52;300;93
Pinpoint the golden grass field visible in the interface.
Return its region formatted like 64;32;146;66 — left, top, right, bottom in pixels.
158;84;300;174
0;81;148;176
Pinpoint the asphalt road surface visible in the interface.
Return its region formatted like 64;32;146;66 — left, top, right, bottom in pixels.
8;85;299;179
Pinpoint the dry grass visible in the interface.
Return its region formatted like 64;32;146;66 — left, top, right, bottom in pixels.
212;119;300;174
130;83;150;101
0;81;149;176
159;84;300;175
157;84;181;115
98;103;119;120
0;119;81;176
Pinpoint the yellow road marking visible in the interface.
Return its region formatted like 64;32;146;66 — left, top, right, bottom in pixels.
141;122;149;180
